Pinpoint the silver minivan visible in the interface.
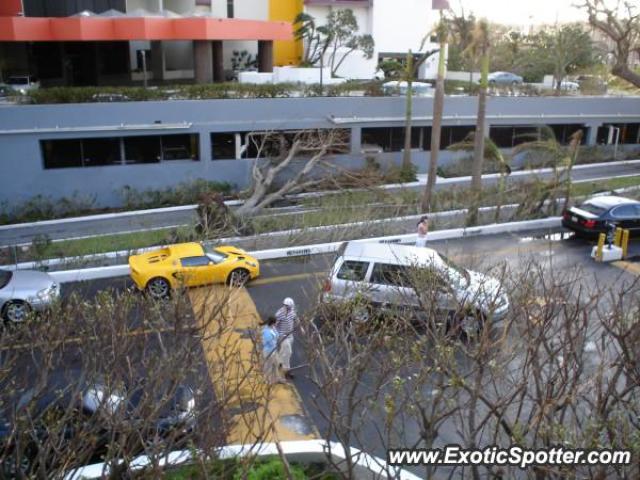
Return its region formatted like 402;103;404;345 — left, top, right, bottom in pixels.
321;241;509;327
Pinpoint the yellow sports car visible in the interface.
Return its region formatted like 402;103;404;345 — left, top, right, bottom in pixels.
129;242;260;298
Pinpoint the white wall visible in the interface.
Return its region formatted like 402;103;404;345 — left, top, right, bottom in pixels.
372;0;434;54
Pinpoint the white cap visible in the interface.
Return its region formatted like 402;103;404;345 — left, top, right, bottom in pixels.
283;297;295;307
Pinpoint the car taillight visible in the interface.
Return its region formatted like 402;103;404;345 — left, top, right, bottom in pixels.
583;219;596;228
322;279;332;292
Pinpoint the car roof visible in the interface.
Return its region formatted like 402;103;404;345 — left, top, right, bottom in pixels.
168;242;204;257
342;241;442;267
584;195;639;209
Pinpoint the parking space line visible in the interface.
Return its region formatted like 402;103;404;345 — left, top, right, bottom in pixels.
189;285;318;445
250;271;325;287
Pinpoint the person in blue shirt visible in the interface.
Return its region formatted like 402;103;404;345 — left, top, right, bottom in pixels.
262;316;284;384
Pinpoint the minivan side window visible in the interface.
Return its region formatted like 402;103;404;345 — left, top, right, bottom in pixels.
337;260;370;281
370;263;410;287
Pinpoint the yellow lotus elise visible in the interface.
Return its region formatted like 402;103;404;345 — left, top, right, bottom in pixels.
129;243;260;298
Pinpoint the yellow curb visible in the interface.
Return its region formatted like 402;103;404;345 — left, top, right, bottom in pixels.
612;260;640;277
189;285;318;445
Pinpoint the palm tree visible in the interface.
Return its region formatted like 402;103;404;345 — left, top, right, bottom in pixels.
466;19;491;226
420;16;448;213
448;133;511;222
511;126;583;218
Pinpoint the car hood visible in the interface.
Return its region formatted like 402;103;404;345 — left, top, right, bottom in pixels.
1;270;55;293
458;270;507;311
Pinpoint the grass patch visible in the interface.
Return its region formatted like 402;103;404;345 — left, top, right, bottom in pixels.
5;175;640;264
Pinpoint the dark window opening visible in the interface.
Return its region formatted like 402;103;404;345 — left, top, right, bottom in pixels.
549;124;587;145
489;125;541;149
124;136;161;164
227;0;234;18
82;138;122;167
211;133;237;160
161;134;199;161
361;127;421;152
42;139;82;169
597;123;640;145
239;130;350;158
440;126;475;149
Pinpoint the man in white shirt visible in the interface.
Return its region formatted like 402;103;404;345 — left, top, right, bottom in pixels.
275;297;297;379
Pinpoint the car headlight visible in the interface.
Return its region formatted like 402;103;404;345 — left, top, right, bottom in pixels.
245;261;257;268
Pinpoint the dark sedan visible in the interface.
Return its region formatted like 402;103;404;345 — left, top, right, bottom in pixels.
562;195;640;237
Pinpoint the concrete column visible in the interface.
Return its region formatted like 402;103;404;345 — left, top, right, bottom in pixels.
585;123;601;146
257;40;274;73
151;41;166;82
350;127;362;154
212;40;224;82
194;41;213;84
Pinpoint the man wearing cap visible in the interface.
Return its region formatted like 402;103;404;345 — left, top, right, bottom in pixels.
275;297;297;379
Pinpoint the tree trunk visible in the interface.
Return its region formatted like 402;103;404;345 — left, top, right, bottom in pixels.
468;53;489;225
402;51;414;171
420;29;447;213
612;62;640;89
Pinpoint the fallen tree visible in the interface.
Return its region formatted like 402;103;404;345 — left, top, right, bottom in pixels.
236;129;349;217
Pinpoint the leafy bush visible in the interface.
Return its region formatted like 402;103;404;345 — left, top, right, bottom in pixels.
120;179;234;210
0;193;97;225
234;458;307;480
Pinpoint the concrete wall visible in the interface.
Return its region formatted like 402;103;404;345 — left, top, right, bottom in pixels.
1;96;639;208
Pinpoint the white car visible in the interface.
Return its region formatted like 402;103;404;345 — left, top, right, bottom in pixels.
6;75;40;94
0;269;59;323
559;81;580;92
320;242;509;330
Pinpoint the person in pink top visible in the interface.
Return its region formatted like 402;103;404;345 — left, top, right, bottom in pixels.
416;216;429;247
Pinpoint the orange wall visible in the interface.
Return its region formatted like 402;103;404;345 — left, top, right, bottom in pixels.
0;0;23;16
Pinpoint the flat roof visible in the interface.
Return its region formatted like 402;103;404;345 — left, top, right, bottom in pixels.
0;16;292;42
344;241;441;266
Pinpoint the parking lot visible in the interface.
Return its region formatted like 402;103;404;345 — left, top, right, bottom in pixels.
4;229;639;475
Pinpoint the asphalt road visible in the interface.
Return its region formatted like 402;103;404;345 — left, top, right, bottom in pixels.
10;231;640;476
2;160;639;247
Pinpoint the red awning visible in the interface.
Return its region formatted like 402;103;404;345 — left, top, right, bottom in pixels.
0;16;292;42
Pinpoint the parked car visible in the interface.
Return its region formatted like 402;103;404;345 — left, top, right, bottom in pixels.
91;92;130;102
559;80;580;92
129;242;260;298
382;81;434;97
0;269;59;323
562;195;640;237
0;370;196;477
320;242;509;330
488;71;523;86
6;75;40;94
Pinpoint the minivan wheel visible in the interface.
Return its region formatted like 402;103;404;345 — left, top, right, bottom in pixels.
2;300;31;324
146;277;171;299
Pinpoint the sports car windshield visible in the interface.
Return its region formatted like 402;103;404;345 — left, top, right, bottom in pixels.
0;270;11;289
205;249;229;264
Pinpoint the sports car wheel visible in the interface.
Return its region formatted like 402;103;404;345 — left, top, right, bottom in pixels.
227;269;250;287
146;277;171;299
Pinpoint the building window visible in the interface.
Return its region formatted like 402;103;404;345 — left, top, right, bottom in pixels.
361;127;421;152
596;123;640;145
238;130;350;158
440;126;475;149
82;138;122;167
124;136;161;164
211;133;237;160
549;124;587;145
42;139;82;169
227;0;234;18
161;134;199;161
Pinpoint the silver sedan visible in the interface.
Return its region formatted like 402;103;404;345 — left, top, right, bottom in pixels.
0;269;59;323
488;71;523;86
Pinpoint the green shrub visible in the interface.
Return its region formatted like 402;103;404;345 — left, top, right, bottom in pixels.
120;179;234;210
0;193;97;225
234;458;307;480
